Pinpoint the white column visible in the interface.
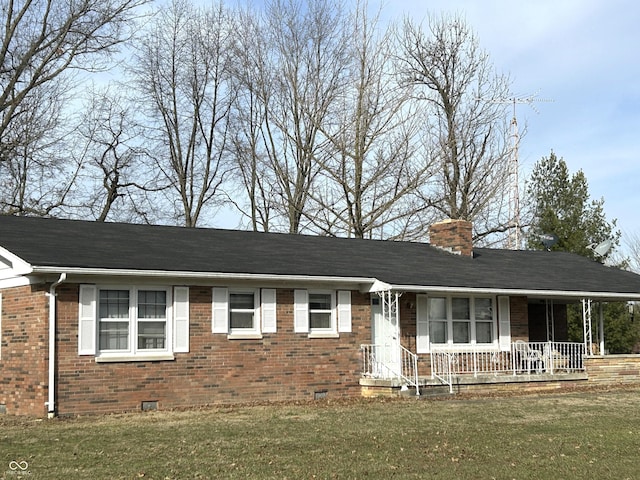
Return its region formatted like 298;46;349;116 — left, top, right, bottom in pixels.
598;302;605;355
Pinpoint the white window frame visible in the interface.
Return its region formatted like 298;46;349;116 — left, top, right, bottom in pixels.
229;288;261;337
96;285;173;361
417;294;498;353
213;287;277;338
294;289;351;338
308;290;335;333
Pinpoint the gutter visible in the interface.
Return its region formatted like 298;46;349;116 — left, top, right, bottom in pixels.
30;266;376;286
46;273;66;418
30;266;640;301
385;284;640;302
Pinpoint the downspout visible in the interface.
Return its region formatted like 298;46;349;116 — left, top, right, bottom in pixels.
47;273;66;418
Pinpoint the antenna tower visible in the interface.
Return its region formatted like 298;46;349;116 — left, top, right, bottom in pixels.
486;93;551;249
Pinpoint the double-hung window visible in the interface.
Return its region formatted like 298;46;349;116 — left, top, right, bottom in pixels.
309;292;333;331
97;287;170;355
98;289;130;351
79;285;189;360
294;289;352;337
212;287;276;337
417;295;497;352
137;290;167;349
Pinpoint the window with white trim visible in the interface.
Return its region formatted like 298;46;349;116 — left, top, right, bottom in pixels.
78;285;190;359
98;287;170;354
417;295;497;352
309;292;333;331
294;289;352;336
212;287;276;336
229;289;259;334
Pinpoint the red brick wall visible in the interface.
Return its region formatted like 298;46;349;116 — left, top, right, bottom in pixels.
54;285;371;416
0;285;49;416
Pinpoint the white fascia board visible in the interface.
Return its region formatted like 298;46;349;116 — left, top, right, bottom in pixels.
0;276;33;289
30;265;377;287
0;246;33;278
388;284;640;301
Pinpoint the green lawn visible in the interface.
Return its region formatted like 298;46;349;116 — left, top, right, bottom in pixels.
1;387;639;479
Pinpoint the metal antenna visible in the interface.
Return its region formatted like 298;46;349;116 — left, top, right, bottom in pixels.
483;92;552;250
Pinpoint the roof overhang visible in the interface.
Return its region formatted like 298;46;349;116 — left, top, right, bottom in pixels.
388;284;640;302
21;266;640;302
29;265;378;289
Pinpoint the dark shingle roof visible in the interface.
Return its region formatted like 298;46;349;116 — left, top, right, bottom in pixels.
2;215;640;297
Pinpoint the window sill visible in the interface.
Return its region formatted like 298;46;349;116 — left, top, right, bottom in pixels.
227;333;264;340
308;332;340;339
95;354;175;363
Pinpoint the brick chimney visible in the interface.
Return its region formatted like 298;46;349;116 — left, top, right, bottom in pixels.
428;219;473;257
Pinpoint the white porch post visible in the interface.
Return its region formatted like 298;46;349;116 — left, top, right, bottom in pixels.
598;302;605;355
582;299;593;355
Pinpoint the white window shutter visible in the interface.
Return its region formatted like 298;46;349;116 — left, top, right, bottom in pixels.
261;289;277;333
337;290;352;333
173;286;190;352
78;285;97;355
212;287;229;334
416;294;429;353
498;296;511;352
294;289;309;333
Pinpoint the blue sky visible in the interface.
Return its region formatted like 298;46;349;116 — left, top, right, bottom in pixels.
387;0;639;240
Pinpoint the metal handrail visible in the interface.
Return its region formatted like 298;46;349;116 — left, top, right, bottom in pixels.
361;344;420;396
399;344;420;396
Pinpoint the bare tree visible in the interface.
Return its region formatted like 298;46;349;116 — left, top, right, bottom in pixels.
309;2;436;239
0;80;79;215
132;0;235;227
226;6;276;232
62;87;162;223
0;0;149;214
396;14;512;239
238;0;351;234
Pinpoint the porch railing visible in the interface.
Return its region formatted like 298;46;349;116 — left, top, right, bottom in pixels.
361;344;420;395
430;341;586;380
362;341;586;392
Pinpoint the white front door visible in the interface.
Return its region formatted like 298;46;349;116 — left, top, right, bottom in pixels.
371;294;401;377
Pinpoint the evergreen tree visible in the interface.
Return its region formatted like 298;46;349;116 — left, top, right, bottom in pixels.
526;151;620;260
527;151;638;350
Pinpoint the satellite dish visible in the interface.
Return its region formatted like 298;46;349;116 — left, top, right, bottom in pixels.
588;239;613;258
539;233;558;251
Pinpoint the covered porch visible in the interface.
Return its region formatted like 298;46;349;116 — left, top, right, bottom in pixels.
360;288;640;396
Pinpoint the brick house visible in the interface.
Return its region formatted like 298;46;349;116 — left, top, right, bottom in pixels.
2;216;640;417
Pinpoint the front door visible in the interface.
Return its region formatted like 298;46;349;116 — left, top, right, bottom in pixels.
371;294;401;377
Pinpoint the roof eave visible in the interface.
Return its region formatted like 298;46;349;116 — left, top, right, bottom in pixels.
30;265;378;287
389;284;640;301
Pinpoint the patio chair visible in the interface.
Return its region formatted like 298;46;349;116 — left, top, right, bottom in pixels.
514;340;544;374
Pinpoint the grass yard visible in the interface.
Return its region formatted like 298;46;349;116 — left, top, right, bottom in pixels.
1;386;639;479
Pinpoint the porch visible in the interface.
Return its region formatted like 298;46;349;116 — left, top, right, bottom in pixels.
360;341;589;395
